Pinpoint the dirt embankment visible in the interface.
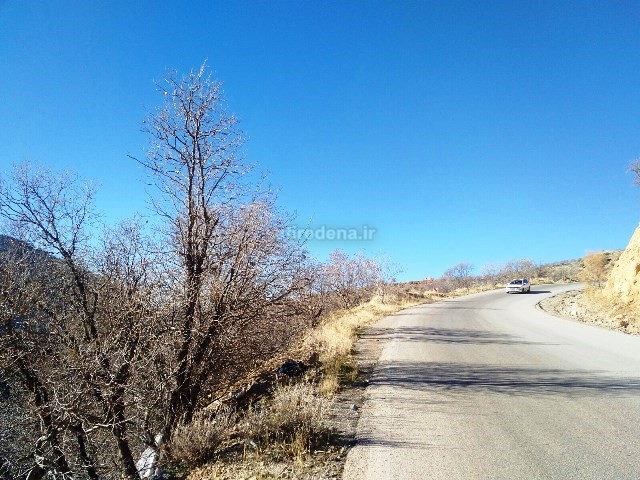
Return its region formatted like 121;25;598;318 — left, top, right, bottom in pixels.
538;289;640;335
539;224;640;335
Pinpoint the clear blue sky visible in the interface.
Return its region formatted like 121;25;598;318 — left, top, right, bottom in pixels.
1;1;639;281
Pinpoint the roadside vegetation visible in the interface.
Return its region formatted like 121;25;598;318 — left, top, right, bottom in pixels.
0;63;423;479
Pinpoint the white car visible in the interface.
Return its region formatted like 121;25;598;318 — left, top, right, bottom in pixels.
506;278;530;294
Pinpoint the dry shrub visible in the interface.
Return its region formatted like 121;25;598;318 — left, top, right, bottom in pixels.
167;409;237;467
241;383;331;455
187;459;294;480
581;251;608;287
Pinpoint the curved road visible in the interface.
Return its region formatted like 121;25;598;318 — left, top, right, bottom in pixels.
343;284;640;480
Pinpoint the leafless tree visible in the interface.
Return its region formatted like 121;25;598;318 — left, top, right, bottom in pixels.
500;258;538;281
292;251;395;327
0;164;163;479
1;63;318;478
442;262;474;289
131;63;310;450
627;159;640;186
322;250;385;309
292;262;331;327
479;263;503;285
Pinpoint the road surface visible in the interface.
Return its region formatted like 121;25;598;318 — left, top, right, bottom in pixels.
342;284;640;480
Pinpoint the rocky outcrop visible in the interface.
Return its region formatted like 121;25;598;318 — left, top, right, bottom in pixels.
604;224;640;304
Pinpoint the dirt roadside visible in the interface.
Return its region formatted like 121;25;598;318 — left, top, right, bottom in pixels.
538;288;640;335
319;318;393;479
187;321;392;480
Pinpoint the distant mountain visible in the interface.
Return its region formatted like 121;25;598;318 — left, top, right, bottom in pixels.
0;235;19;252
0;235;52;260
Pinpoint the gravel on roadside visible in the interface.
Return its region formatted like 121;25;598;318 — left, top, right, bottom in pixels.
538;289;640;335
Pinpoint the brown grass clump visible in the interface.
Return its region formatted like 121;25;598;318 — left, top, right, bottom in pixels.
241;382;332;457
166;409;237;467
186;448;343;480
172;383;332;476
318;374;341;397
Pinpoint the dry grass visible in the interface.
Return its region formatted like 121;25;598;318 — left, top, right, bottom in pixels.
240;382;332;457
187;460;295;480
175;383;333;478
186;448;344;480
306;293;427;396
318;374;340;397
167;409;238;467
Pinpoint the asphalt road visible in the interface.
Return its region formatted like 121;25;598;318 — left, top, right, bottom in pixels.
342;284;640;480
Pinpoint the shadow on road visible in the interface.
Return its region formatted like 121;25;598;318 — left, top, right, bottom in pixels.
370;361;640;398
394;305;503;313
354;435;440;449
362;326;556;346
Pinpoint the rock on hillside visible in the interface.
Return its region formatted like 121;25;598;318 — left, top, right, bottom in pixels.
604;223;640;304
